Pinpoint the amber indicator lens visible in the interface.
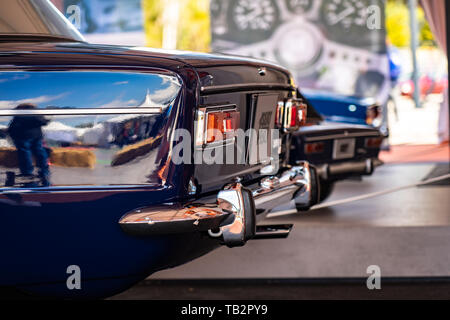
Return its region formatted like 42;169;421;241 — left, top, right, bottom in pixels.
206;110;240;144
365;137;383;148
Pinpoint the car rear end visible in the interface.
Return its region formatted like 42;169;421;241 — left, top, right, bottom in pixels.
291;122;384;181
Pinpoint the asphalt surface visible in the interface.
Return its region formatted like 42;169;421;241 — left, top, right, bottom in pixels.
111;278;450;300
112;163;450;299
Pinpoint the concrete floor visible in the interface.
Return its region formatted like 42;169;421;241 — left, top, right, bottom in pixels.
112;163;450;299
149;163;450;279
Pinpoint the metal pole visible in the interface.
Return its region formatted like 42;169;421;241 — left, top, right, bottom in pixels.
408;0;421;108
446;0;450;145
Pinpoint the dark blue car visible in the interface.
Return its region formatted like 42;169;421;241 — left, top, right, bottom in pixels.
0;0;319;299
301;89;389;138
289;92;384;203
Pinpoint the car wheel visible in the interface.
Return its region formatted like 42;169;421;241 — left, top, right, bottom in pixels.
318;180;335;202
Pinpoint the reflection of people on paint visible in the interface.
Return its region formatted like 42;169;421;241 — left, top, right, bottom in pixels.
8;103;51;187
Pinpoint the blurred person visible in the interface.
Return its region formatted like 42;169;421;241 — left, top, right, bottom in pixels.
8;103;51;187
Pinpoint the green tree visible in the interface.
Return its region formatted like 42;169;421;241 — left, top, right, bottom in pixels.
141;0;164;48
386;0;435;47
142;0;210;51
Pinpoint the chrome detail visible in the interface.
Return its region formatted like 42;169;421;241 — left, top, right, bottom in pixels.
258;67;267;76
292;162;315;209
119;181;256;247
195;109;206;146
208;229;223;238
216;182;252;247
200;83;295;95
118;162;320;242
0;108;162;117
187;179;197;196
253;162;318;214
260;176;280;190
119;202;231;236
315;158;382;179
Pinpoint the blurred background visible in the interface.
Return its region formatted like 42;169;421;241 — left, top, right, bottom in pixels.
50;0;449;164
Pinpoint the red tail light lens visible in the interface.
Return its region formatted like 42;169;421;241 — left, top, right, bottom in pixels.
305;142;325;154
196;109;240;146
283;99;307;131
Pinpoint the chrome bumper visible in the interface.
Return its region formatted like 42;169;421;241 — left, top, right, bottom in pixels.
119;162;319;247
316;158;383;180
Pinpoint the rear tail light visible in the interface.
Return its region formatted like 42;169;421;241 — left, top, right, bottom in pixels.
366;104;382;127
304;142;325;154
275;101;284;128
365;137;383;148
196;108;240;146
283;99;307;132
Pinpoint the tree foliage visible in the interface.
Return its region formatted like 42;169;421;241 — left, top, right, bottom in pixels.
142;0;210;51
386;0;435;48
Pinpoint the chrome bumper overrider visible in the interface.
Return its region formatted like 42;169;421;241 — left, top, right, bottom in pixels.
119;162;319;247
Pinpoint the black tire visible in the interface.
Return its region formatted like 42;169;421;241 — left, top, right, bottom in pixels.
318;180;335;202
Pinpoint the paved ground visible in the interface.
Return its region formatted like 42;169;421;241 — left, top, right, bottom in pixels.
112;278;450;300
112;162;450;299
388;94;444;145
380;144;449;163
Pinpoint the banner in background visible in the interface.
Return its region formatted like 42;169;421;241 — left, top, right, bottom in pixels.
52;0;145;45
211;0;390;102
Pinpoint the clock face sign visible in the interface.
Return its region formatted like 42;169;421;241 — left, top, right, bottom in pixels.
285;0;314;15
232;0;278;31
210;0;222;19
323;0;369;30
225;0;280;44
320;0;384;49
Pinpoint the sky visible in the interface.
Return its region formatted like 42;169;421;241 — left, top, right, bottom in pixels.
0;71;181;110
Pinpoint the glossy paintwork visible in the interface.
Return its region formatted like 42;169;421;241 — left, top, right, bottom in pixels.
301;89;375;126
291;122;381;166
0;39;294;298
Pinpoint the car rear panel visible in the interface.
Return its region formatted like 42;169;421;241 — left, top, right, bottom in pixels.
291;122;382;165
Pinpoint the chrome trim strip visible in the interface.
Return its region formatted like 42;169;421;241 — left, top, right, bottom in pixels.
118;162;319;243
119;202;232;236
0;107;162;116
0;184;168;194
304;131;381;142
201;83;295;95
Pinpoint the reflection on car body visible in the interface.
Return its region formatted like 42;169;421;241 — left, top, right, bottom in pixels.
0;0;320;299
